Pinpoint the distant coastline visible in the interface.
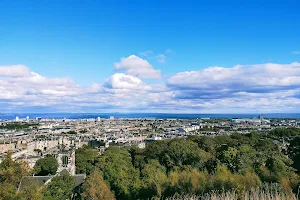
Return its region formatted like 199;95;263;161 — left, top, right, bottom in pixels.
1;113;300;120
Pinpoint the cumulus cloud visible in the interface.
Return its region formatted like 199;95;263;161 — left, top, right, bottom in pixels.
0;65;101;106
168;62;300;96
162;62;300;113
2;62;300;113
0;65;163;112
114;55;161;79
0;65;31;77
103;73;152;91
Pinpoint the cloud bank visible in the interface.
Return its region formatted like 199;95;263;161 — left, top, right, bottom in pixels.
1;60;300;113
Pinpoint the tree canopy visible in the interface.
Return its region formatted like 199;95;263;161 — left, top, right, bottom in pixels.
1;128;300;200
42;174;74;200
75;145;98;175
82;170;116;200
34;154;58;176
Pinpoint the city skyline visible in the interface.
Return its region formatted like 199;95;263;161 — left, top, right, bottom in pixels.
1;0;300;113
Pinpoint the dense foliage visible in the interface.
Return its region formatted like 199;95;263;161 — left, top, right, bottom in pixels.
34;154;58;176
73;131;300;199
0;123;38;130
42;174;74;200
75;145;98;174
82;170;116;200
0;129;300;200
268;127;300;137
288;136;300;173
0;153;32;200
67;130;77;135
0;153;75;200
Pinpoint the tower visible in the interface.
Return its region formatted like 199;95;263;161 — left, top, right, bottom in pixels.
57;149;76;175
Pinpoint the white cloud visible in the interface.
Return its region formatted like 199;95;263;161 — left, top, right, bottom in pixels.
114;55;161;79
163;62;300;113
168;62;300;92
0;65;101;102
2;62;300;113
0;65;31;77
104;73;152;91
0;64;165;112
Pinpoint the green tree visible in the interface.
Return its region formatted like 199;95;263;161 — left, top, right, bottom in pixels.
43;174;74;200
0;152;32;200
288;136;300;173
145;139;211;171
76;145;98;174
217;146;241;172
96;147;141;200
17;184;43;200
140;160;168;199
188;136;216;154
67;130;77;135
82;170;115;200
0;182;18;200
166;167;208;196
34;154;58;176
129;147;146;171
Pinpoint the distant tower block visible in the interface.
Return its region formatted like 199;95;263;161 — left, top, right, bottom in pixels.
26;116;29;121
15;116;20;122
97;116;101;121
109;116;115;120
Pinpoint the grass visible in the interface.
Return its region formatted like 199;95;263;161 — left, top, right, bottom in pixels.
166;187;299;200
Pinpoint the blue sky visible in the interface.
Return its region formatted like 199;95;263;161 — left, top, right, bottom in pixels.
0;0;300;113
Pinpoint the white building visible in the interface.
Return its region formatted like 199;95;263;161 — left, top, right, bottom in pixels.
184;125;200;132
152;136;162;141
138;142;146;149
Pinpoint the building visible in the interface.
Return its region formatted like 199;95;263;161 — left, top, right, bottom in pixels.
56;148;76;176
18;146;86;194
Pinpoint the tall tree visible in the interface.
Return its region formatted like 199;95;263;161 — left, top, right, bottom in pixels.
17;184;43;200
82;170;115;200
288;136;300;173
75;145;98;174
96;147;141;200
140;160;168;199
43;174;74;200
34;154;58;176
0;152;32;200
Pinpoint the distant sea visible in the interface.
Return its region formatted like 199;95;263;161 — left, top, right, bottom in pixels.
1;113;300;120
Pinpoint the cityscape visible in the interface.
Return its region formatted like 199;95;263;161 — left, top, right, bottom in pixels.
1;114;300;199
1;0;300;200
